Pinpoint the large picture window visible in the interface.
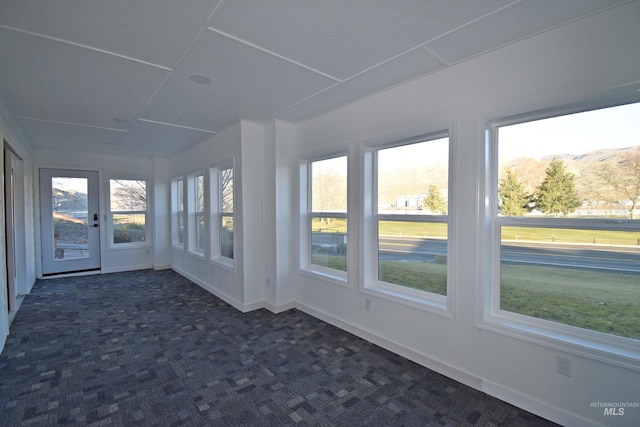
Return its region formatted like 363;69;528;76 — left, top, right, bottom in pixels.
109;179;148;246
366;132;450;308
487;101;640;353
306;154;347;275
211;164;234;265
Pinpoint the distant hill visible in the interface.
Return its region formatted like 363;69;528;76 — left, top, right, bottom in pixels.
378;164;448;206
500;145;640;196
52;188;87;210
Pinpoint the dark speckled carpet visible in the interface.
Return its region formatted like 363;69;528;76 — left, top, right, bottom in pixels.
0;269;557;426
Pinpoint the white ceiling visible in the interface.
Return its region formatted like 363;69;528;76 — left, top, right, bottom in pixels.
0;0;631;158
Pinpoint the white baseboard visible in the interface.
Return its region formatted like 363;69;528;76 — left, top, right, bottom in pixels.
172;266;247;312
263;300;296;314
101;264;153;274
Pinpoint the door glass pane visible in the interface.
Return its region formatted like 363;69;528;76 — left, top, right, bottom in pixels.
52;177;89;260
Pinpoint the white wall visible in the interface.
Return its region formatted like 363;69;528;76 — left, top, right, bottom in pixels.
152;156;171;270
291;3;640;427
263;120;296;311
170;122;252;310
33;149;154;275
0;97;36;346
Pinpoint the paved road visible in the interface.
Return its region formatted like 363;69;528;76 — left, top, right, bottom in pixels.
379;236;640;275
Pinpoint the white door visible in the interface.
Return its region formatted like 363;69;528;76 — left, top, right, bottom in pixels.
40;169;101;275
4;148;17;309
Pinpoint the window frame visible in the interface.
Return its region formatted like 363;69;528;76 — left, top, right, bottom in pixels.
171;176;185;249
210;161;235;269
363;129;453;316
479;98;640;369
107;178;149;249
187;171;206;257
300;150;349;284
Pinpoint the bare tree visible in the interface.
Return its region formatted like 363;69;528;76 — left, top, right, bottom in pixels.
590;147;640;219
220;168;234;213
312;171;346;212
111;180;146;210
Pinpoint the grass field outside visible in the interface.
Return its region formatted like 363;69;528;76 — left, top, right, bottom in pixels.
311;218;639;341
501;265;639;340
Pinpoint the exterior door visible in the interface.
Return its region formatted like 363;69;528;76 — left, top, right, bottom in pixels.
40;169;101;275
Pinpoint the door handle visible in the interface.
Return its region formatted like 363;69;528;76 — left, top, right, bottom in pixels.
92;224;99;227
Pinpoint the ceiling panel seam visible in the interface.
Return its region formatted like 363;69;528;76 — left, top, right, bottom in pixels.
138;119;217;133
125;1;226;139
0;24;172;71
207;27;342;83
259;82;342;123
420;46;451;67
15;116;127;133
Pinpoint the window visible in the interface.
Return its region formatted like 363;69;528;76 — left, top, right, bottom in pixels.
486;101;640;357
366;132;450;308
188;172;205;255
109;179;147;246
305;154;347;275
172;177;184;247
211;164;234;264
220;167;234;260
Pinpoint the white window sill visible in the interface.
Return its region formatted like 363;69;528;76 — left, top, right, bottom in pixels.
300;266;349;288
363;282;452;318
211;258;235;272
478;312;640;371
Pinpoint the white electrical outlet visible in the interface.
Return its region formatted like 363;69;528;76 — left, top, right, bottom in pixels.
557;356;571;377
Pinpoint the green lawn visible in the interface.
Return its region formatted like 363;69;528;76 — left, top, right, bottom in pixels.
378;261;447;295
311;219;640;341
313;219;640;246
502;226;640;246
501;265;639;340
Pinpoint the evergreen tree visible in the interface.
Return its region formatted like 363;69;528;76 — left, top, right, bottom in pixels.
498;169;530;216
534;158;581;217
423;184;447;214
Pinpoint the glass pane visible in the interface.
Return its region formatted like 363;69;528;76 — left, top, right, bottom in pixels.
312;156;347;213
500;226;640;340
311;217;347;271
221;216;234;259
220;168;234;213
177;178;184;244
52;177;89;260
378;220;447;295
378;138;448;215
110;179;146;211
195;174;204;213
498;102;640;219
113;214;146;243
196;212;205;253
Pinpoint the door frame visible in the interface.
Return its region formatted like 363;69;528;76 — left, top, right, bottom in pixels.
4;146;17;310
39;168;102;276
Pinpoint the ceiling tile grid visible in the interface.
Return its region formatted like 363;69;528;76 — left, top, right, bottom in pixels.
0;0;223;68
141;29;337;132
0;0;632;157
0;26;168;130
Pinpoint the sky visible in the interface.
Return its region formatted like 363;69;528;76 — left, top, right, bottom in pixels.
378;137;449;171
498;101;640;161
